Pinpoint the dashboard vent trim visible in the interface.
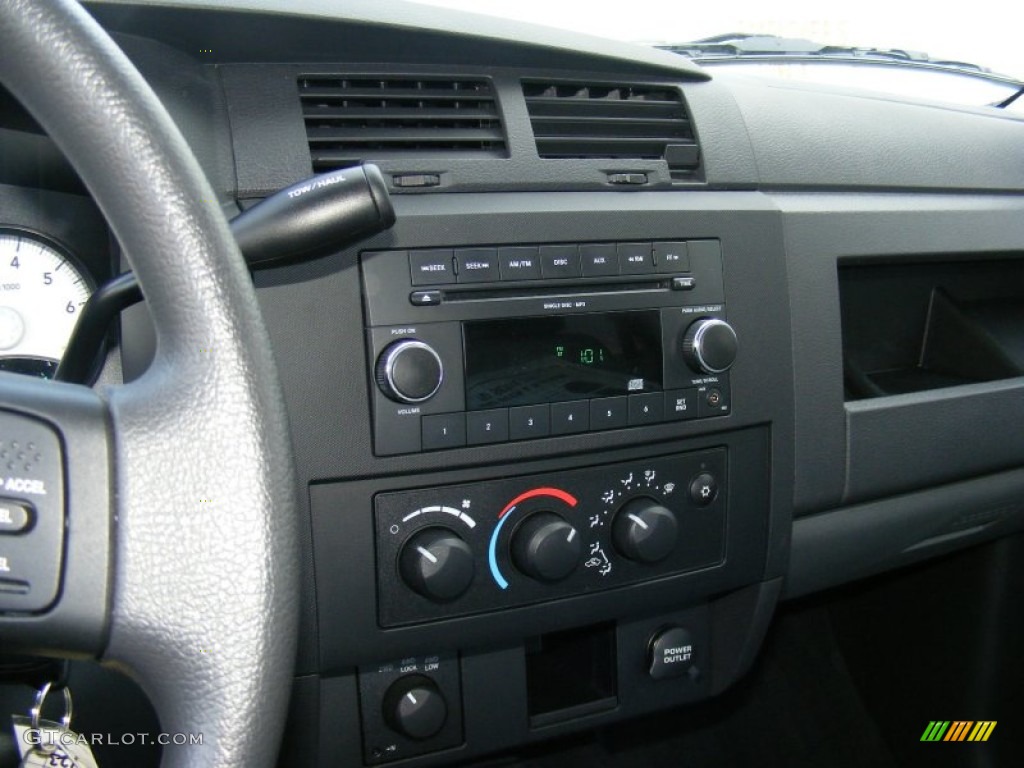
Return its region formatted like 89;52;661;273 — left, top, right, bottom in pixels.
522;81;699;176
299;75;508;171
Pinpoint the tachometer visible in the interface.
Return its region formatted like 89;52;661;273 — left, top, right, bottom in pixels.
0;228;93;378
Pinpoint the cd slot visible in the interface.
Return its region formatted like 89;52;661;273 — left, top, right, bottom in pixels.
443;277;670;302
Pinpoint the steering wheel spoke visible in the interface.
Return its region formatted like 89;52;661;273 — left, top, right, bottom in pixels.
0;2;299;766
0;371;112;655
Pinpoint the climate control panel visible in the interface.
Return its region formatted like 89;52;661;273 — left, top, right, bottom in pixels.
374;449;727;626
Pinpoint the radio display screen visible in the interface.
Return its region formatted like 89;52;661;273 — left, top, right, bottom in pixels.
463;311;663;411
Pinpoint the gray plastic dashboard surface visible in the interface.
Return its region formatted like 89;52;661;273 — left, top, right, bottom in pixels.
84;0;709;75
774;193;1024;515
724;73;1024;192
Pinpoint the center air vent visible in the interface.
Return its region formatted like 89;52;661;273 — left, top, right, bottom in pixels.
299;75;507;171
522;82;699;176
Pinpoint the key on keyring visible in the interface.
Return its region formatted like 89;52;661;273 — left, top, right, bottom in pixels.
10;683;99;767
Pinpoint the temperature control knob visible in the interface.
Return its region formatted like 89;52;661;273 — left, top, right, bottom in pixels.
681;318;738;374
511;512;582;582
376;340;444;403
383;675;448;740
399;527;475;602
612;497;679;563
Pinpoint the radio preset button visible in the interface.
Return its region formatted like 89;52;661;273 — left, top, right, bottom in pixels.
467;409;509;445
410;249;454;285
421;413;466;451
654;242;690;272
550;400;589;435
580;244;620;277
498;246;541;280
540;245;581;279
590;396;628;430
509;404;550;440
628;393;664;425
617;242;654;274
456;248;500;282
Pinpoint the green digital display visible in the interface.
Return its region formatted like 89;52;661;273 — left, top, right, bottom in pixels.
555;344;606;366
463;310;663;410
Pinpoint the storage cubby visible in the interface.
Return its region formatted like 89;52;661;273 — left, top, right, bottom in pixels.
839;258;1024;400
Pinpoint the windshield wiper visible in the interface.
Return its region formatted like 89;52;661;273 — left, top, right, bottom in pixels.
658;33;1024;97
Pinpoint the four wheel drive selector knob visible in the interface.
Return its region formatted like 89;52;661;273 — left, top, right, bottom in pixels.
681;317;738;375
511;512;583;582
398;527;475;602
383;675;448;741
376;339;444;403
612;497;679;563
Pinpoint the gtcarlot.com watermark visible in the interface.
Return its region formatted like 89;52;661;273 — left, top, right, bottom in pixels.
23;730;204;747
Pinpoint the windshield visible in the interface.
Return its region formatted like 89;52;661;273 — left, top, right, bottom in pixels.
412;0;1024;108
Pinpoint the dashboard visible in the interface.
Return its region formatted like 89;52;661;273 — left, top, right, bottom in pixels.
2;1;1024;766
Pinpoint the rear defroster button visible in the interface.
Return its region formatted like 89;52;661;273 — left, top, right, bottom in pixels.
688;472;718;507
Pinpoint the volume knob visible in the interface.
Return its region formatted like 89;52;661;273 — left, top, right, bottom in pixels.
376;340;444;403
681;318;737;374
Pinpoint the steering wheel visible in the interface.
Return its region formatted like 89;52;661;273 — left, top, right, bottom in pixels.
0;1;298;767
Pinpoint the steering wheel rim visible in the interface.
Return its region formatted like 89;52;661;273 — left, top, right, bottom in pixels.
0;1;299;767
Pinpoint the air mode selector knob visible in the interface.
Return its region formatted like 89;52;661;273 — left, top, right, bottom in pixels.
511;512;583;582
399;527;475;602
376;339;444;403
681;318;738;374
612;497;679;563
383;675;448;741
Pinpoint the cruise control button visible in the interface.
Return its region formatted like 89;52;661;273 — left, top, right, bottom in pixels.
540;245;580;279
456;248;500;282
580;244;619;277
499;246;541;280
410;250;454;285
0;500;32;535
617;242;654;274
654;242;690;272
648;626;696;680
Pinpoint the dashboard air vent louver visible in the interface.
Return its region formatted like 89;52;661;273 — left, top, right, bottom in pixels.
299;75;507;171
522;81;699;176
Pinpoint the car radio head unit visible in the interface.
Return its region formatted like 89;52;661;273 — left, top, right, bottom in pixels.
361;240;735;455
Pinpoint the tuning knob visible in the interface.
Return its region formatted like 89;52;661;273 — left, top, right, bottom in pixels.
511;512;582;582
383;675;448;740
399;527;475;602
612;497;679;563
376;340;444;403
681;318;737;374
